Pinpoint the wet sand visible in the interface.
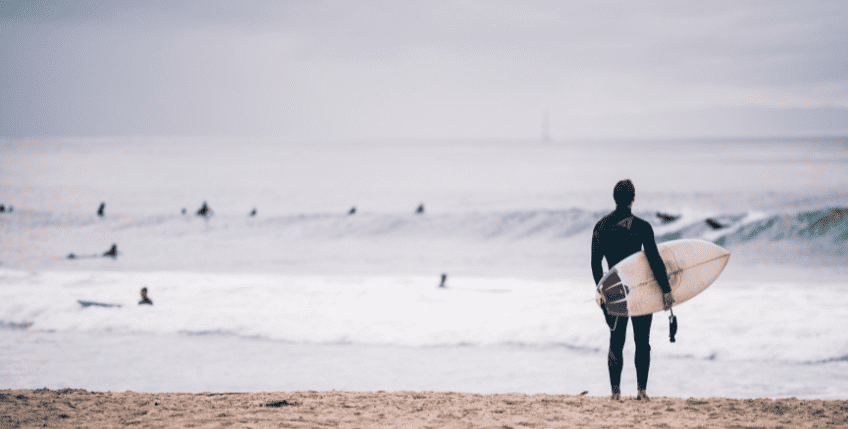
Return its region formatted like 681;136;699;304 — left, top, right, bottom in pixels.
1;388;846;428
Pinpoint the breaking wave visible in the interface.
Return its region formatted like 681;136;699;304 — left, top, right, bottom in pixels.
4;206;847;249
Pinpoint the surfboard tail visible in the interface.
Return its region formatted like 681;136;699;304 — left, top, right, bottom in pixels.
598;269;629;317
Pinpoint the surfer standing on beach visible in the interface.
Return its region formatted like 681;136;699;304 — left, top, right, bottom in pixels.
591;179;674;402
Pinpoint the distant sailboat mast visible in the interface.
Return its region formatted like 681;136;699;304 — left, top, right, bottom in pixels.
541;110;551;142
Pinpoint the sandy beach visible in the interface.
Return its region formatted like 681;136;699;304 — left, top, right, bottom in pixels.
1;388;846;428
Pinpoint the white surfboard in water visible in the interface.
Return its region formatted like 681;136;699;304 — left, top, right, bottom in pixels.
596;239;730;317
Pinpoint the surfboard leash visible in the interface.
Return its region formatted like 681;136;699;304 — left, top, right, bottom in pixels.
669;308;677;343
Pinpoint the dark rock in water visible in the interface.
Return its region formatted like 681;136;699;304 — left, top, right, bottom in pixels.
656;212;679;224
103;244;118;258
705;218;726;230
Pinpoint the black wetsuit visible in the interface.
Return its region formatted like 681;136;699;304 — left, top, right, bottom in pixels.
591;206;671;391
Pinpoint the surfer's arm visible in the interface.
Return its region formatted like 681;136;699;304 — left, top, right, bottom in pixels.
591;226;605;285
641;223;672;294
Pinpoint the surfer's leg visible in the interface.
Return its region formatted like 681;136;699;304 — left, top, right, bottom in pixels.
632;314;653;393
607;315;628;398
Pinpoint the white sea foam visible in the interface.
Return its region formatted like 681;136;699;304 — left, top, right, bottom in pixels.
2;268;846;363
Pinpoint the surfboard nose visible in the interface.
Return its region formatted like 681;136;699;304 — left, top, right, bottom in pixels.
714;244;731;272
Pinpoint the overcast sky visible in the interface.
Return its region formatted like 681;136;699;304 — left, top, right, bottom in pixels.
1;0;846;141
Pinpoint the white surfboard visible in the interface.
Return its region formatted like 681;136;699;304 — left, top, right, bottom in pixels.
596;239;730;316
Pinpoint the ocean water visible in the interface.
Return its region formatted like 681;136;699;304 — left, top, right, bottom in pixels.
1;136;847;398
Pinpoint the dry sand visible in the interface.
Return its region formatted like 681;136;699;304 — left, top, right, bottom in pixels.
1;388;846;428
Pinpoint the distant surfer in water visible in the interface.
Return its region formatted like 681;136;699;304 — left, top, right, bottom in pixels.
97;202;105;217
705;218;726;230
197;201;212;217
139;287;153;305
103;244;118;258
655;212;678;224
416;204;424;214
439;273;447;288
591;179;674;402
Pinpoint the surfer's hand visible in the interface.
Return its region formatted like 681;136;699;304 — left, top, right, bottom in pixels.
662;293;674;311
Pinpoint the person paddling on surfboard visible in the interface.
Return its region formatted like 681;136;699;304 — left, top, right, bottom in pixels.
591;179;674;402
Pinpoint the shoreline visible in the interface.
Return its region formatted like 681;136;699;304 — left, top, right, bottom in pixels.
2;388;846;428
4;329;848;400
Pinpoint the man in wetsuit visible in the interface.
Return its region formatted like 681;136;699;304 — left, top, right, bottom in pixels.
591;179;674;402
197;201;212;217
139;287;153;305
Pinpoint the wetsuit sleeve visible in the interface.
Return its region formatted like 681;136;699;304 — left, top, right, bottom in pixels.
641;222;672;294
591;224;605;285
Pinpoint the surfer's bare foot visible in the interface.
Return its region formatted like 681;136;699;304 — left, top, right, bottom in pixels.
610;386;621;401
636;389;650;401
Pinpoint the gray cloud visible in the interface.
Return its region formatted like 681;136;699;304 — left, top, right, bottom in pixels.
1;0;846;139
